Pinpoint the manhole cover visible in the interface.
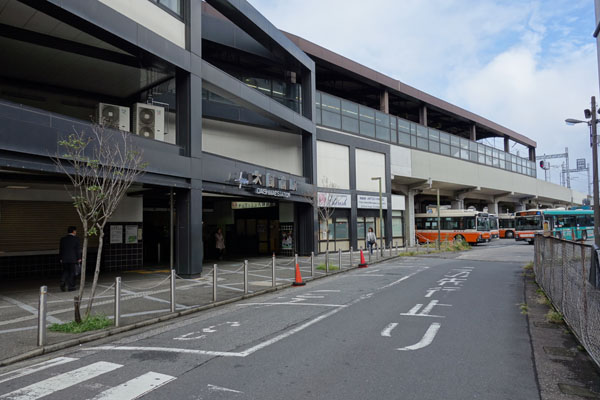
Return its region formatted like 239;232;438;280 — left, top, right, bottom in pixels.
544;346;576;357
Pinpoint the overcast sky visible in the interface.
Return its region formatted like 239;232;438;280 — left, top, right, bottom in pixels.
248;0;599;195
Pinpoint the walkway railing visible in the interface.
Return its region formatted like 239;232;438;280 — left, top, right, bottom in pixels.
534;235;600;367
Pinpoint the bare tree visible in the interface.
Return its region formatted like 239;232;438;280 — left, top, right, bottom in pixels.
54;125;147;322
305;177;339;253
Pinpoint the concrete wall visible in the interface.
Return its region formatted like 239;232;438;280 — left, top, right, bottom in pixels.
100;0;185;48
202;119;303;176
317;141;350;189
356;149;386;192
390;145;412;177
408;148;579;203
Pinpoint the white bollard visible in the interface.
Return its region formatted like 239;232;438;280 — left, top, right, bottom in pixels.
170;269;176;313
114;277;121;328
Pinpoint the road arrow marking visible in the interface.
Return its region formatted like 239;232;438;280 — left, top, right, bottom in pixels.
381;323;398;337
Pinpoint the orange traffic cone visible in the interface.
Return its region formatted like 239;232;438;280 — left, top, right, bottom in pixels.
293;263;306;286
358;249;368;268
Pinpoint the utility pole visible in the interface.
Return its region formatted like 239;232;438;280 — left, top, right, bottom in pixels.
591;97;599;247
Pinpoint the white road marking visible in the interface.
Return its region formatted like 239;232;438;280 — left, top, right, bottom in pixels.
238;302;347;308
400;300;450;318
0;357;78;385
207;384;243;394
312;290;341;293
397;322;441;351
0;361;122;400
352;274;385;277
0;295;62;324
379;267;429;290
381;323;398;337
99;284;189;310
90;371;175;400
84;346;245;357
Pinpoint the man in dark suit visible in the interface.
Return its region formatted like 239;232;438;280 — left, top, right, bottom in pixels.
59;226;82;292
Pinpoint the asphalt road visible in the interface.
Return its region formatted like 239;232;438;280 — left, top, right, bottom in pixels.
0;240;538;400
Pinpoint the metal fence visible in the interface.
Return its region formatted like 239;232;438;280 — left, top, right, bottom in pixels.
534;235;600;367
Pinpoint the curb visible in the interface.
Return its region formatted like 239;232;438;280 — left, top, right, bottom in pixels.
0;254;402;367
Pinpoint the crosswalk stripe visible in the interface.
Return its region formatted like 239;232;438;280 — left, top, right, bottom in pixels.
89;371;175;400
0;357;78;385
0;361;122;400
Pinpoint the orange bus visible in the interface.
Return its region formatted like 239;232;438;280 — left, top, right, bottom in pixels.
415;209;491;245
498;213;515;238
489;214;499;239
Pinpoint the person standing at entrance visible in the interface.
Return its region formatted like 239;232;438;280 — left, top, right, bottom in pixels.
59;226;81;292
367;227;377;254
215;228;225;260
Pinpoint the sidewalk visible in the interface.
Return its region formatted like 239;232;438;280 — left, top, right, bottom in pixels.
0;248;399;365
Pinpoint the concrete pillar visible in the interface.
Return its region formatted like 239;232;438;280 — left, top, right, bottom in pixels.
451;195;465;210
504;136;510;153
515;202;526;212
419;105;428;127
529;147;536;162
487;201;499;214
380;89;389;114
470;125;477;141
406;190;417;247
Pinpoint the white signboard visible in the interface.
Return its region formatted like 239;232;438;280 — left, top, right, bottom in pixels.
357;195;388;210
318;192;351;208
110;225;123;244
126;225;138;244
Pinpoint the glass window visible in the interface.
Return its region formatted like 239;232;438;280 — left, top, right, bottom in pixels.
416;125;428;138
417;137;428;150
335;218;349;239
440;143;451;155
360;121;375;138
478;144;486;154
451;135;460;147
411;134;417;147
485;146;493;156
319;218;332;240
469;141;478;151
315;109;321;125
460;138;469;150
398;132;411;146
357;217;365;239
392;216;404;237
341;100;359;119
391;129;397;144
430;141;440;153
322;110;341;129
315;92;321;109
470;151;478;162
321;93;341;112
376;125;390;141
478;153;485;164
342;116;359;133
397;118;411;133
150;0;182;16
375;111;389;127
451;146;460;158
499;159;506;169
390;117;397;130
498;151;505;160
461;149;469;160
486;155;493;165
359;105;375;122
429;129;440;141
439;131;450;144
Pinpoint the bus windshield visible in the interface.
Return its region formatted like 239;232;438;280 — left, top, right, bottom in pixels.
516;216;542;231
477;217;489;231
490;218;499;230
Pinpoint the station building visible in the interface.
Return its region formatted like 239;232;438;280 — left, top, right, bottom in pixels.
0;0;587;278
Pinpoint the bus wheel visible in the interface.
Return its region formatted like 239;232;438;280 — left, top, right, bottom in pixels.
582;231;588;241
506;231;513;239
528;240;534;245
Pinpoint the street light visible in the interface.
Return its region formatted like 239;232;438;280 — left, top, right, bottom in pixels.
371;177;383;256
565;95;600;248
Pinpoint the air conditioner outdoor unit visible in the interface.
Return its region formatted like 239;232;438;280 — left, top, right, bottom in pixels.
132;103;164;141
96;103;130;131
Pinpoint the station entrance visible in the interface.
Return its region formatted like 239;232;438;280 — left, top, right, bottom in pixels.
202;194;296;260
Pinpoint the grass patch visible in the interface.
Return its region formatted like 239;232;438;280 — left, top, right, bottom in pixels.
316;263;339;271
49;314;112;334
523;262;534;271
520;303;528;315
546;309;564;324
